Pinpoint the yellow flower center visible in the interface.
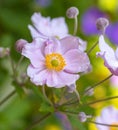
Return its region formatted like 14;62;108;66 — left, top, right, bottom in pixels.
110;123;118;130
45;53;66;71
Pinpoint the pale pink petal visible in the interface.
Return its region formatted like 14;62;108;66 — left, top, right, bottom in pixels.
110;75;118;88
28;25;41;38
115;48;118;60
51;17;68;38
29;13;68;38
78;37;87;52
46;71;79;88
96;117;109;130
60;36;79;54
44;38;61;55
96;106;118;130
100;107;114;124
27;64;45;79
28;66;48;86
64;49;90;73
97;35;118;75
31;13;51;36
46;71;60;87
22;38;45;68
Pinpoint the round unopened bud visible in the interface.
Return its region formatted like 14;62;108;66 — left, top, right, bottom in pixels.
0;47;4;58
0;47;10;58
84;87;94;96
78;112;92;122
66;7;79;19
67;84;76;93
96;17;109;33
15;39;27;53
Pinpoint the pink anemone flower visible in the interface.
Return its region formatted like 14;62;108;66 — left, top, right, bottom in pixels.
97;35;118;75
96;106;118;130
28;12;68;39
22;36;90;88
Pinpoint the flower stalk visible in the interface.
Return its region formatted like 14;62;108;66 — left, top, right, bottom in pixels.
42;85;53;106
0;90;16;106
84;74;113;96
26;112;51;130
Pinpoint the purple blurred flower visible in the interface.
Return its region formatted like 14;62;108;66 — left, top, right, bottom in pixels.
35;0;52;7
96;106;118;130
81;7;118;45
106;23;118;45
81;7;105;35
55;112;72;130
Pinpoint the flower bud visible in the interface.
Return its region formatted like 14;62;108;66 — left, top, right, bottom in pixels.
96;17;109;34
15;39;27;53
66;7;79;19
78;112;92;122
84;87;94;96
0;47;10;58
67;84;76;93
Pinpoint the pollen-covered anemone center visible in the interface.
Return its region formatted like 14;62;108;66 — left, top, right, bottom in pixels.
45;53;66;71
110;123;118;130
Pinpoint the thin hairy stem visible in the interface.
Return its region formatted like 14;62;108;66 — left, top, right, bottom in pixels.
60;96;77;106
0;90;16;106
84;74;113;95
15;56;24;71
8;55;15;74
74;89;81;104
26;112;51;130
73;16;78;35
87;41;98;55
62;110;78;115
88;121;118;127
86;96;118;105
42;85;53;106
62;95;118;107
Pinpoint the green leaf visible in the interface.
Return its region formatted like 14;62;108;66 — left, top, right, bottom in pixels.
12;80;24;97
39;102;54;113
68;115;87;130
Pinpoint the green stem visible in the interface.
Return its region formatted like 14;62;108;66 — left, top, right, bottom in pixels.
74;89;81;104
42;85;53;106
88;121;118;127
84;74;113;95
0;90;16;106
73;16;78;35
62;100;78;106
87;41;98;55
85;96;118;105
8;55;15;74
62;110;78;115
15;56;24;71
26;112;51;130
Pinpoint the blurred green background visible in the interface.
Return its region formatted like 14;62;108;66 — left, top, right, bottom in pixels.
0;0;118;130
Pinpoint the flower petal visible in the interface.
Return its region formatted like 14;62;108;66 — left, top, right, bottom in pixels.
28;25;42;38
44;38;61;55
29;13;68;38
31;13;51;36
64;49;90;73
60;36;79;54
22;38;45;68
97;35;118;75
50;17;68;38
46;71;79;88
27;65;48;86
